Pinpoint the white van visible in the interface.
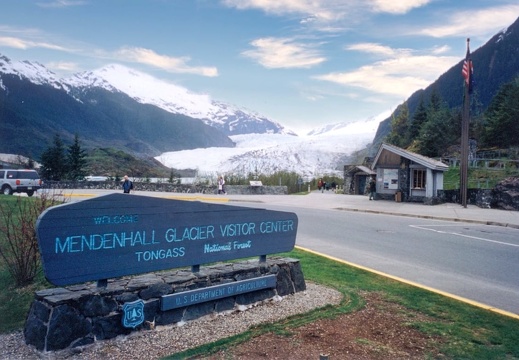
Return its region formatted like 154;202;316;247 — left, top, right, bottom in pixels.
0;169;42;197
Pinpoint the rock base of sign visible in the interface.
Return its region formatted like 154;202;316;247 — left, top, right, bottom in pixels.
24;257;305;352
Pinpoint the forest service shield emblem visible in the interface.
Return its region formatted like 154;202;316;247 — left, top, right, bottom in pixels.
122;299;145;328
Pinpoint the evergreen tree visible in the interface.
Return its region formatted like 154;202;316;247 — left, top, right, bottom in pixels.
413;90;460;157
67;134;87;180
416;105;458;157
40;134;67;181
428;89;442;113
406;96;427;144
481;77;519;147
385;102;409;148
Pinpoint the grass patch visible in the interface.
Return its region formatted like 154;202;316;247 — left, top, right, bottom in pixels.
0;267;50;333
443;166;519;190
0;196;53;332
167;249;519;359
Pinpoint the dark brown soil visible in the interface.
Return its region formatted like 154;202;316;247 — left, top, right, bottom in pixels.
201;292;445;359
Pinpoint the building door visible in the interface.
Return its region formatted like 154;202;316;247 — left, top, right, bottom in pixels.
358;176;367;195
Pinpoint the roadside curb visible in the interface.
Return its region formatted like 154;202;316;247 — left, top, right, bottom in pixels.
335;207;519;230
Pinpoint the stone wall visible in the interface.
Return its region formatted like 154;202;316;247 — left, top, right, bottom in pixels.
24;258;305;352
42;181;288;195
435;177;519;210
493;176;519;210
343;165;356;195
439;189;490;208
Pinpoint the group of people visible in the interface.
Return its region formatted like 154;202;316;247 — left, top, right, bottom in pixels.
121;175;228;195
121;175;227;194
317;179;337;192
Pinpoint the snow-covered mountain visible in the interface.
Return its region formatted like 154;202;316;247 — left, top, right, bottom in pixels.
0;56;294;136
0;55;63;89
63;64;295;136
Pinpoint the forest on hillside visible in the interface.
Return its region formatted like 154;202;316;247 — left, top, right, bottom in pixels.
385;76;519;159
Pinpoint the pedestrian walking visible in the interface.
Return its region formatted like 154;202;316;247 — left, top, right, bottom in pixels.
122;175;134;194
218;176;226;194
368;177;376;200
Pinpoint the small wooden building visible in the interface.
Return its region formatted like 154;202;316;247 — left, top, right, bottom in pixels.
344;165;376;195
371;143;449;202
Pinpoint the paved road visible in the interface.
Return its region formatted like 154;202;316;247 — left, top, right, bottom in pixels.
220;193;519;317
295;207;519;316
53;189;519;318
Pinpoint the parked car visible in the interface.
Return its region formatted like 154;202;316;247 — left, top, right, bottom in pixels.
0;169;42;197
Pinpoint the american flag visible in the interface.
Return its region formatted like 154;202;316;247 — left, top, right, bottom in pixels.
462;40;474;93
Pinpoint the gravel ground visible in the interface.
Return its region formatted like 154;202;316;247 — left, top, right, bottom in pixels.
0;283;342;359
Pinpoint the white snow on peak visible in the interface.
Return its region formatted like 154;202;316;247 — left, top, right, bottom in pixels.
64;64;226;121
62;63;295;134
0;54;294;135
495;25;511;43
307;110;390;136
0;55;62;89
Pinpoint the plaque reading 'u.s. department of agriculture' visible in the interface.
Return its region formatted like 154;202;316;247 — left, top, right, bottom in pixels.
36;193;298;286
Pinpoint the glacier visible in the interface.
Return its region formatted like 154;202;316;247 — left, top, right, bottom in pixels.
155;114;386;178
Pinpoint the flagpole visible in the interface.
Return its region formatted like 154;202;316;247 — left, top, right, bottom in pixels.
460;38;470;208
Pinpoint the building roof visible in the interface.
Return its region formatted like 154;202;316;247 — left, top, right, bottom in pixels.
344;165;376;175
372;143;449;171
355;165;376;175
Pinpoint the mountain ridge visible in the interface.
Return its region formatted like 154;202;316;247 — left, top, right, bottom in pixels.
66;64;297;136
371;16;519;154
0;57;295;138
0;59;235;158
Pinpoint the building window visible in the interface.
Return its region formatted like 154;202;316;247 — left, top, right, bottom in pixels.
413;169;426;189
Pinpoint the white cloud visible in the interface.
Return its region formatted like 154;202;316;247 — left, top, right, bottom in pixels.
36;0;87;8
316;68;426;97
315;45;458;97
222;0;349;21
223;0;431;24
46;61;80;72
346;43;403;57
0;26;217;78
419;5;519;38
114;47;218;77
431;45;451;55
0;36;66;51
370;0;431;14
242;37;326;69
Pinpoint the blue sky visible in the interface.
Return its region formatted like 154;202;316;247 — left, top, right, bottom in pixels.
1;1;518;135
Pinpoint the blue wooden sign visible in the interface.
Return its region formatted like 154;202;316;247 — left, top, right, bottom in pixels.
36;193;298;286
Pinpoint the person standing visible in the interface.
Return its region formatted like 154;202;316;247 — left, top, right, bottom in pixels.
218;176;226;194
368;177;376;200
318;178;323;191
122;175;133;194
